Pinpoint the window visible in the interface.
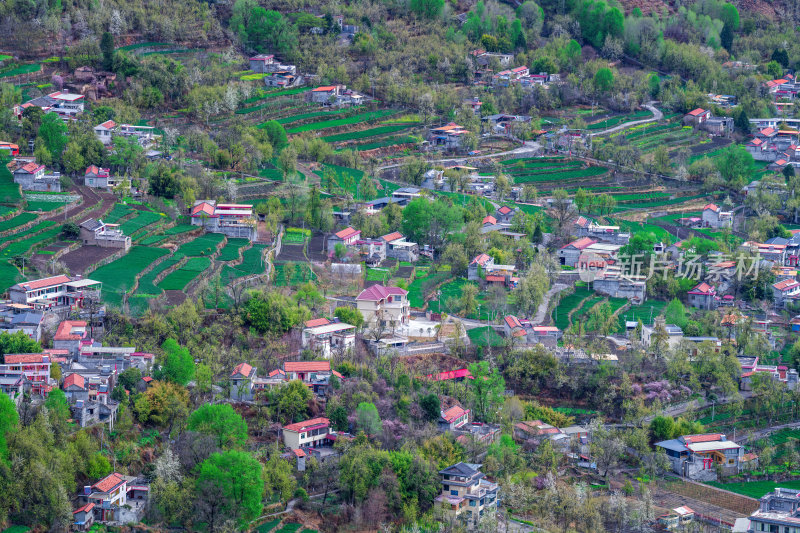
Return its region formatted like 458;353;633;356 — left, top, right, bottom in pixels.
728;459;734;465
451;490;458;496
469;500;476;507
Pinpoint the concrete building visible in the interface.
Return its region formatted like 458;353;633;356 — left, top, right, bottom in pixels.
301;320;356;359
9;275;102;311
230;362;258;401
79;219;131;250
701;203;733;229
656;433;744;481
435;462;499;526
747;488;800;533
439;405;470;431
558;237;597;267
190;201;257;241
12;162;61;192
0;352;52;397
356;284;409;327
282;417;331;449
381;232;419;262
53;320;88;354
688;282;718;310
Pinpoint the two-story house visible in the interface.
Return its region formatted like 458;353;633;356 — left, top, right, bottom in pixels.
439;405;470;431
190;201;257;241
84;166;120;190
747;488;800;533
301;320;356;359
656;433;744;481
701;203;733;229
688;282;718;310
380;232;419;262
429;123;469;150
282;417;331;449
435;462;499;526
13;161;61;192
356;284;409;327
230;362;258;400
327;227;362;252
558;237;597;267
773;279;800;308
79;219;131;250
0;353;52;396
468;253;494;281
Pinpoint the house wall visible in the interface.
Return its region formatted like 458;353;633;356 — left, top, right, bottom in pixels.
558;248;582;267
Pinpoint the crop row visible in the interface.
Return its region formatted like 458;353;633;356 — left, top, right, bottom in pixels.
506;164;586;176
286;109;399;134
501;156;565;166
349;135;418;151
237;88;311;111
513;166;608;183
587;110;652;130
220;244;268;281
91;246;170;306
277;107;360;125
175;232;225;257
321;124;410;143
120;210;162;235
622;122;682;140
217;238;250;261
0;225;60;260
0;212;37;232
158;257;212;290
0;162;22;205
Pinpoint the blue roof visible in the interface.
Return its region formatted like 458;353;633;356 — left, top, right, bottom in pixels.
655;439;688;453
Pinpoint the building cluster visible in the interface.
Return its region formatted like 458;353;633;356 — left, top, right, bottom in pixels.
308;84;365;107
326;228;419;265
13;91;85;121
682;107;734;136
10;160;61;192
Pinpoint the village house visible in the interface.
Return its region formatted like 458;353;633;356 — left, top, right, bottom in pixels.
656;433;744;481
502;315;562;347
380;232;419;262
79;219;131;250
327;226;361;252
642;322;685;350
92;121;154;146
13;91;85;120
71;395;119;429
249;54;275;72
0;302;44;342
688;282;718;310
463;96;482;114
77;472;131;524
468;253;493;281
439;405;470;431
574;216;630;245
773;278;800;308
264;70;298;88
429;123;470;150
53;320;88;354
308;85;363;106
356;284;410;327
494;205;518;224
703;116;734;136
0;353;52;397
83;165;120;190
63;372;89;403
513;420;561;442
435;462;499;526
592;266;647;303
558;237;597;267
190;200;257;241
282;417;332;449
230;362;258;401
657;506;695;530
701;203;733;228
301;318;356;358
391;187;422;205
9;275;102;311
12;161;61;192
683;108;712;126
72;503;95;531
746;487;800;533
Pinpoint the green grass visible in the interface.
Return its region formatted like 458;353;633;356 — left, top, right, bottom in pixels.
166;224;197;235
705;479;800;499
0;220;56;245
617;300;667;332
366;268;391;283
286;109;398;134
220;244;268;281
1;526;31;533
91;246;170;306
104;203;136;223
0;212;37;232
282;232;307;244
468;326;505;347
158;257;212;290
611;219;676;243
255;519;281;533
24;200;66;212
321;124;411;143
347;135;419;151
427;278;513;321
275;524;302;533
236;88;312;113
313;164;366;196
217;238;249;261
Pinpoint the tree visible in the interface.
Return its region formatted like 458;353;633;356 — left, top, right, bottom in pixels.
62;142;85;175
334;306;364;328
401;197;461;251
734;107;751;134
594;67;615;93
0;331;41;356
60;222;79;240
195;451;263;527
187;404;248;449
591;424;624;478
547;188;575;232
277;379;312;423
158;338;195;386
716;145;754;189
664;298;688;329
468;361;505;422
134;381;190;431
772;48;790;68
649;415;676;441
242;290;307;335
410;0;444;19
506;346;559;393
278;146;297;180
420;394;440;421
356;402;382;435
514;262;550;317
44;389;70;422
100;32;115;71
87;453;112;479
0;393;18;459
38;112;68;163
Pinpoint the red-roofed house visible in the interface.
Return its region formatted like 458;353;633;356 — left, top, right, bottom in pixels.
93;119;117;144
482;215;497;226
84;165;115;189
495;205;518;224
558;237;597;267
356;284;409;326
684;108;711;125
327;226;362;252
190;200;256;241
230;362;257;400
282;417;331;449
503;315;525;339
429;122;469;150
283;360;332;381
688;282;717;310
13;161;60;192
53;320;88;354
73;502;95;531
302;320;356;359
426;368;473;381
63;373;89;403
305;318;331;328
0;352;52;397
439;405;470;430
701;203;732;229
310;85;342;103
9;275;101;310
514;420;562;441
468;253;494;280
249;54;275;72
773;278;800;308
82;472;128;522
380;231;419;262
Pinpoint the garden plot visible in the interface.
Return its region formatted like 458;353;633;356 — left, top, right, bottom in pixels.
174;232;225;258
277;107;361;125
0;212;37;232
427;278;514;321
468;326;505;348
510;165;608;184
616;300;666;332
272;261;315;286
553;286;593;330
220;244;268;281
120;210;162;236
286;109;399;134
24;191;77;212
586;109;652;130
217;238;250;261
158;257;212;291
90;246;170;308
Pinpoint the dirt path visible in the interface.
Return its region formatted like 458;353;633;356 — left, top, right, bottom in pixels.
532;283;569;325
45;186;115;224
586;102;663;137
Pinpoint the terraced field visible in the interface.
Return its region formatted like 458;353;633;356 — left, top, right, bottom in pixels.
0;212;37;232
221;244;268;281
217;238;250;261
616;300;667;331
158;257;212;290
553;285;593;330
586;109;652;130
272;261;315;286
285;109;398;134
90;246;170;307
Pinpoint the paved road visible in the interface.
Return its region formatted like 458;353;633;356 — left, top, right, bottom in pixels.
586;102;663;137
376;140;542;171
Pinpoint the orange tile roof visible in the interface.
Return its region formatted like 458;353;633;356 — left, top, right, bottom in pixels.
17;275;71;291
284;361;331;373
63;373;85;389
92;473;125;493
682;433;723;444
98;120;116;129
231;362;254;378
687;108;706;116
20;162;44;173
482;215;497;225
441;405;468;422
498;205;513;215
73;502;95;514
485;275;505;282
283;417;330;433
381;231;403;242
689;282;714;294
305;318;330;328
562;237;596;250
191;202;215;216
335;227;360;240
312;86;337;92
471;253;492;266
54;320;86;341
703;203;719;212
4;353;46;364
292;448;306;458
774;279;800;291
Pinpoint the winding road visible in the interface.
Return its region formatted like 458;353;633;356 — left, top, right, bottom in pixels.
587;102;663;137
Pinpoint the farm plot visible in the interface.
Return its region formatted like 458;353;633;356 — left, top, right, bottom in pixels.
0;220;55;246
553;286;593;330
705;480;800;500
511;166;608;184
0;212;37;232
313;164;366;196
175;232;225;258
321;124;411;143
502;156;566;166
120;210;162;235
158;257;212;291
286;109;399;134
0;260;21;292
346;135;419;151
277;107;360;125
0;225;60;259
616;300;667;331
586;109;652;130
427;278;514;321
220;244;268;281
468;326;505;348
90;246;170;308
282;228;310;245
104;204;136;223
272;261;315;286
217;238;249;261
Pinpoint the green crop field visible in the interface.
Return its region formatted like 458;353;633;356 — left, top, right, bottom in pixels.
321;124;411;143
314;164;365;196
512;166;608;184
587;110;652;130
0;63;40;78
236;88;312;113
427;278;513;321
217;238;249;261
120;210;162;234
502;156;566;166
277;107;359;125
272;262;315;286
348;135;418;151
468;326;505;347
91;246;170;306
221;244;268;281
505;164;585;176
104;204;136;223
175;232;225;257
0;213;37;232
135;258;180;296
617;300;667;331
553;286;593;330
286;109;398;134
0;260;21;292
0;221;56;246
0;226;60;259
25;200;66;212
117;42;173;51
158;257;211;290
0;161;21;206
706;480;800;499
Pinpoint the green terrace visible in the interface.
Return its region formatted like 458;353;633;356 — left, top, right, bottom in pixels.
285;109;399;134
322;124;412;143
